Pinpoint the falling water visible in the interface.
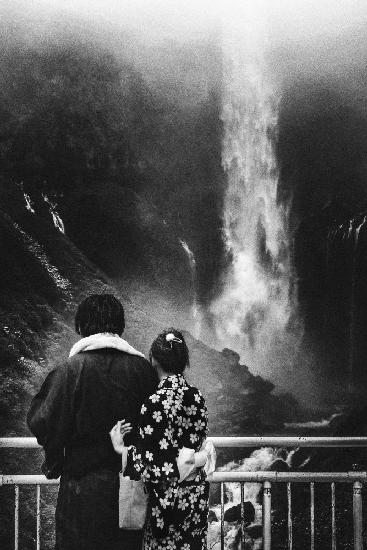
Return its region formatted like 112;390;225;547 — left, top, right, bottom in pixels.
180;239;201;336
10;216;70;291
43;194;65;234
210;4;295;381
23;193;35;214
329;214;367;390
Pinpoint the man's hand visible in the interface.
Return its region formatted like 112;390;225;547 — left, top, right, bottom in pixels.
109;420;132;454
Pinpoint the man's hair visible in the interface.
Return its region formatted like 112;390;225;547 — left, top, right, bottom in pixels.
149;328;189;374
75;294;125;337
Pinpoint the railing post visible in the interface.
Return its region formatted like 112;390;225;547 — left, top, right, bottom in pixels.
287;482;293;550
220;482;225;550
240;482;246;550
263;480;271;550
14;485;19;550
310;482;315;550
353;481;363;550
331;482;337;550
36;484;41;550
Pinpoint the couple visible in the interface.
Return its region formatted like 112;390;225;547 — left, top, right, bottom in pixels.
27;294;213;550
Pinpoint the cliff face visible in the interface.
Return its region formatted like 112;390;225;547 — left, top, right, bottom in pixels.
277;76;367;397
0;183;305;550
0;181;299;442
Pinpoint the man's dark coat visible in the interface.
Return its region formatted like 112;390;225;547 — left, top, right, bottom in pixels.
27;347;158;550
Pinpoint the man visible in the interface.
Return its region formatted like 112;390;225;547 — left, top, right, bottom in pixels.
27;294;158;550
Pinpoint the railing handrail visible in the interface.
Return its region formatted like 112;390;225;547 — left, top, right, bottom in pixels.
1;471;367;486
2;436;367;448
2;442;366;550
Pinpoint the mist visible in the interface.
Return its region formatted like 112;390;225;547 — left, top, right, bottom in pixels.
3;5;367;547
3;0;367;402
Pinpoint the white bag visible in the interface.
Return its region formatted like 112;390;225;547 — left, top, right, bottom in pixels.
119;448;148;530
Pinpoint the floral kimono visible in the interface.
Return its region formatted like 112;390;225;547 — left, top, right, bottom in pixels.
126;373;209;550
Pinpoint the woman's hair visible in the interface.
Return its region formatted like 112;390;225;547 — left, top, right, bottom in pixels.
75;294;125;337
149;328;189;375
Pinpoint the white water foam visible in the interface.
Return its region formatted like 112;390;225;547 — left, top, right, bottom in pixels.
210;2;300;386
208;447;285;549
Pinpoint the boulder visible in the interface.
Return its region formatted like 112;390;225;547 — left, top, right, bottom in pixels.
208;510;218;523
209;483;229;507
223;501;255;524
221;348;240;367
269;459;289;472
246;524;263;539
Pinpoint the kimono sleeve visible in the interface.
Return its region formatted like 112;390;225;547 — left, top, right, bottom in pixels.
127;392;180;485
27;363;76;478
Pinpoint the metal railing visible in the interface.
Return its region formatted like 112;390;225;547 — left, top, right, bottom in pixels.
1;437;367;550
3;436;367;448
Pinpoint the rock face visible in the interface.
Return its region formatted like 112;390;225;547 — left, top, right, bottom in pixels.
0;180;305;444
269;459;289;472
0;180;305;550
246;524;263;539
277;78;367;399
208;510;218;523
62;182;194;307
185;338;302;442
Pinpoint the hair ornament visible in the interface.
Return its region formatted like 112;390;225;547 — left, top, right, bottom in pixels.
166;333;183;348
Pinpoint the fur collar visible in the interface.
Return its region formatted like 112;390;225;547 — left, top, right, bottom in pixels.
69;333;145;359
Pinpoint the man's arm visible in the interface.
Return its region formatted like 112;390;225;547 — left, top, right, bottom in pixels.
27;363;76;478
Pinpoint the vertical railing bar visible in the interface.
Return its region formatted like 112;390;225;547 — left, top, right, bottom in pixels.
310;482;315;550
14;485;19;550
36;484;41;550
220;482;224;550
240;482;245;550
263;480;272;550
331;482;336;550
353;481;363;550
288;482;293;550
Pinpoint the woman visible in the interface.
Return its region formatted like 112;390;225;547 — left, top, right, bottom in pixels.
110;328;211;550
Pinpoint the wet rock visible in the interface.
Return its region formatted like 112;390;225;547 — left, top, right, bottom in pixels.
223;502;255;524
248;375;275;394
246;524;263;539
209;483;229;507
221;348;241;366
269;459;289;471
208;510;218;523
276;449;289;462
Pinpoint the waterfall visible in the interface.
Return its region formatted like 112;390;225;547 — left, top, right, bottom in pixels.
210;3;295;381
21;186;65;234
18;181;35;214
43;194;65;234
10;217;70;291
23;193;35;214
180;239;201;336
329;214;367;390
